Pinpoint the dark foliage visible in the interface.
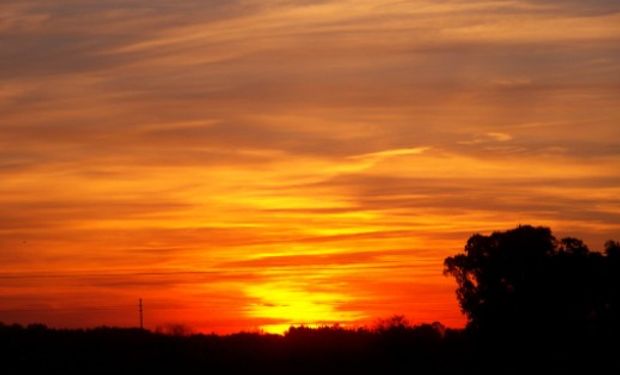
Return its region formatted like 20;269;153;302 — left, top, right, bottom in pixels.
445;225;620;372
1;225;618;374
0;322;469;375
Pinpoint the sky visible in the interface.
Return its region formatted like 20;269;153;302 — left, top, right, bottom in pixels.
1;0;619;334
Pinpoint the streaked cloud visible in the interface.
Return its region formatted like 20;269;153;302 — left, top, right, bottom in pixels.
0;0;619;332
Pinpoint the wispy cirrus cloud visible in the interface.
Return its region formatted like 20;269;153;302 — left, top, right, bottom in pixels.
1;0;619;332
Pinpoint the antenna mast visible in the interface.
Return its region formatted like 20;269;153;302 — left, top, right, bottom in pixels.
139;298;144;330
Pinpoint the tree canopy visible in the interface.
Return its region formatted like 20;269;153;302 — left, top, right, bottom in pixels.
444;225;620;341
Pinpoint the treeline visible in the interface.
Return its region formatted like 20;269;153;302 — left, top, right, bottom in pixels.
2;225;619;374
1;320;470;375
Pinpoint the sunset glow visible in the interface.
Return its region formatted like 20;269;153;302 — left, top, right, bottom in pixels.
1;0;619;334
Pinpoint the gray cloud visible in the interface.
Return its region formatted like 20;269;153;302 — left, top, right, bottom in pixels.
525;0;620;15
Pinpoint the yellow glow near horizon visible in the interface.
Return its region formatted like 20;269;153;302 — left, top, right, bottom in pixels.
0;0;619;333
245;282;366;334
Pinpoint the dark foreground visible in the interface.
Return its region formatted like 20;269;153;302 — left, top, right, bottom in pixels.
2;322;619;375
4;226;620;374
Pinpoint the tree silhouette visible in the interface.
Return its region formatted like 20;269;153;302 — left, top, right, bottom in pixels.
444;225;619;344
2;226;619;374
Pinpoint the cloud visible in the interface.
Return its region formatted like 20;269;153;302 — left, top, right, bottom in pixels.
1;0;619;332
491;78;533;89
524;0;620;15
485;132;512;142
351;147;430;160
218;248;425;269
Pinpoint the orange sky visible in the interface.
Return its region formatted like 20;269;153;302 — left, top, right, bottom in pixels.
1;0;620;334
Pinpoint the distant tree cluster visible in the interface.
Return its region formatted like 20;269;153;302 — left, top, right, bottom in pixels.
0;320;466;375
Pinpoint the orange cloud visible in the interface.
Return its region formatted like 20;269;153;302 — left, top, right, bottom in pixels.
1;0;619;333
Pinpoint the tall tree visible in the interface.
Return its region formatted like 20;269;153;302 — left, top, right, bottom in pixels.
444;225;618;342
